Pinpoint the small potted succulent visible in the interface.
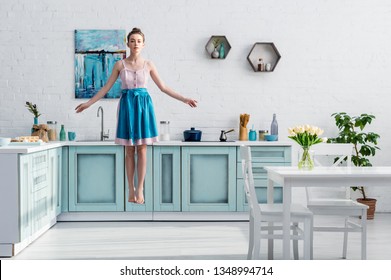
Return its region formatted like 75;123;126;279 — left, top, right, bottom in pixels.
211;38;220;58
328;112;380;219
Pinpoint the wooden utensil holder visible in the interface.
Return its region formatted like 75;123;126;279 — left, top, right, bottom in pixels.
239;126;248;141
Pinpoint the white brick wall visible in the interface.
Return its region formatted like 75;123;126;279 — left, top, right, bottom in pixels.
1;0;391;211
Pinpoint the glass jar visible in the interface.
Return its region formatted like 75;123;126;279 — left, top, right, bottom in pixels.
259;130;268;141
160;121;170;141
47;121;58;141
249;129;257;141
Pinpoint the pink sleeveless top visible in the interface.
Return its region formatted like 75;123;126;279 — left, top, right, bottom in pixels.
119;60;150;89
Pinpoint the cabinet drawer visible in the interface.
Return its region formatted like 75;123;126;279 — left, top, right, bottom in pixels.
31;151;48;171
32;186;50;234
237;146;291;163
237;179;283;211
237;161;290;179
31;168;48;192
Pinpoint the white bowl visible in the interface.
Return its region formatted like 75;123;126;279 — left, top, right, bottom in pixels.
0;137;11;146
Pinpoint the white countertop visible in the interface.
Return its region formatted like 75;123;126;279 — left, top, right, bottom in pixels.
0;140;292;154
154;140;292;147
0;142;64;154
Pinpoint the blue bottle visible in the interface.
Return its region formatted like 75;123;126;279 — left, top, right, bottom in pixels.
60;124;66;141
270;113;278;140
219;43;225;59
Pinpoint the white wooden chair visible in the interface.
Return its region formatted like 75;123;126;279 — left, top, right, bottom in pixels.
240;145;313;260
306;143;368;259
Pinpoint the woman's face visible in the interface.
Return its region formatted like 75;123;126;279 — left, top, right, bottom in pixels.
128;34;144;54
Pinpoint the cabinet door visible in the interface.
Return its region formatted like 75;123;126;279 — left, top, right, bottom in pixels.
69;146;125;211
125;146;153;212
182;147;236;211
30;151;51;234
19;154;31;241
32;185;51;234
236;179;283;211
153;146;180;211
48;148;62;216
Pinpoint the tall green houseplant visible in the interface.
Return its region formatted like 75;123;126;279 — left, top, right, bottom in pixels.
328;112;380;199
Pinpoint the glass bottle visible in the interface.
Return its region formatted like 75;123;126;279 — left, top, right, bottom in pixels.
219;43;225;58
47;121;58;141
258;58;265;71
270;113;278;140
160;121;170;141
59;124;66;141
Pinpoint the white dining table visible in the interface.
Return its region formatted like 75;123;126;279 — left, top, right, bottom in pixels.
264;166;391;260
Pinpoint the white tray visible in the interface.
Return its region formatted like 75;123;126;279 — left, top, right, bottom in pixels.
9;142;45;146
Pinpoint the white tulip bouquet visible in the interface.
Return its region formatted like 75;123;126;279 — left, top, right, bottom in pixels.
288;125;327;147
288;125;327;169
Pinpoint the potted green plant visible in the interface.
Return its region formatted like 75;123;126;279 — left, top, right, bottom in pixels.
328;112;380;219
25;101;41;125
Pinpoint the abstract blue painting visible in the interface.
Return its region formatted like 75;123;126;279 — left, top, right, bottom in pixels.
75;30;126;99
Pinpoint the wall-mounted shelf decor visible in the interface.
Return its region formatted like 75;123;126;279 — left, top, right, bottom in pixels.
247;42;281;72
205;36;231;59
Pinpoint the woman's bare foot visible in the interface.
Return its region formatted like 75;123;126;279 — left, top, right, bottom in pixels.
128;187;136;203
136;188;144;204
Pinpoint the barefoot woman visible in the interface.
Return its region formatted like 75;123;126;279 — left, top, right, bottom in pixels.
76;28;197;204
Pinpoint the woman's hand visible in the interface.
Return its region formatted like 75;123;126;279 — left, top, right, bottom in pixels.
75;102;90;113
184;98;198;108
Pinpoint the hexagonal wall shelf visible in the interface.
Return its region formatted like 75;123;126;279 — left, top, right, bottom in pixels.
205;35;231;59
247;42;281;72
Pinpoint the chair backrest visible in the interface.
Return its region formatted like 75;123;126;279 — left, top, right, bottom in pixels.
306;143;354;201
311;143;352;167
240;145;261;220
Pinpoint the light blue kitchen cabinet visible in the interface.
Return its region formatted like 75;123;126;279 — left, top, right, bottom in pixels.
0;147;62;257
153;146;181;211
30;151;52;234
20;150;58;238
236;146;291;211
68;146;125;211
125;146;153;212
181;146;236;211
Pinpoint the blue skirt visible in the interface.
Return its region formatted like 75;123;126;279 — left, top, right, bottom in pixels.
115;88;158;146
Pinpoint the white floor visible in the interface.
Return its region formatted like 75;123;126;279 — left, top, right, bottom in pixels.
7;213;391;260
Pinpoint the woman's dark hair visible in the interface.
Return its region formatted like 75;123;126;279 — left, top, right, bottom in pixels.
127;28;145;42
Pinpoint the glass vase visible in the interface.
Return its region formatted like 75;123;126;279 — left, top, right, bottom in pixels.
298;146;314;170
31;117;39;133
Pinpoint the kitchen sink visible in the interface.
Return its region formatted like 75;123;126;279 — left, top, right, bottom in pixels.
76;140;114;142
182;140;236;142
202;140;236;142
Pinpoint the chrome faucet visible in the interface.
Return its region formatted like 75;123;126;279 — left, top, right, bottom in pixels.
97;106;109;141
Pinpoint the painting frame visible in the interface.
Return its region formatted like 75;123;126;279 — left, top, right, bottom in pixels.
74;29;126;99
